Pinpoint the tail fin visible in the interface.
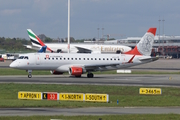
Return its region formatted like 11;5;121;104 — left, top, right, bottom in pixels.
38;45;47;53
27;29;53;52
124;28;156;56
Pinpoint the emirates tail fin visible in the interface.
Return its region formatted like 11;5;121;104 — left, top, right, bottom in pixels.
27;29;53;52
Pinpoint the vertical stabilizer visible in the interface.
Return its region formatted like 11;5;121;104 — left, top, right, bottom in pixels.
27;29;53;52
125;28;156;56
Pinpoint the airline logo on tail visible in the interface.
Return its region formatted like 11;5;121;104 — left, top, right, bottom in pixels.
125;28;156;56
27;29;53;52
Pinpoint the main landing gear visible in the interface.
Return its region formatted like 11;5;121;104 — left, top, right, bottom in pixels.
87;72;94;78
27;70;32;78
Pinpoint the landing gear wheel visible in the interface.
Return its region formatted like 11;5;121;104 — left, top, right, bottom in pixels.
28;74;32;78
75;75;81;77
87;73;94;78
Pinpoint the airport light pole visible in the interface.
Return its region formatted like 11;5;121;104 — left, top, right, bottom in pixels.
158;17;161;54
68;0;70;53
162;18;165;56
97;27;100;40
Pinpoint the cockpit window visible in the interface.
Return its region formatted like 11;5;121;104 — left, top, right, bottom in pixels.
18;56;24;59
24;56;29;59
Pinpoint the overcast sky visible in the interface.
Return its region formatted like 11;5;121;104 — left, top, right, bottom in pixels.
0;0;180;40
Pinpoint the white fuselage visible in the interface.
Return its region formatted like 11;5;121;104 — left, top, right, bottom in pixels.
34;43;132;53
10;53;151;72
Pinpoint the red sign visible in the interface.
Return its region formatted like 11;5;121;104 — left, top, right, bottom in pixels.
47;93;58;100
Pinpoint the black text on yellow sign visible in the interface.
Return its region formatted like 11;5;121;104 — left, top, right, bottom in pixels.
59;93;84;101
18;91;42;100
139;88;162;95
43;93;47;99
85;94;109;102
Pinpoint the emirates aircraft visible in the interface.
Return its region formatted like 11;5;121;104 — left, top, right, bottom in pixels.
10;28;158;78
26;29;132;54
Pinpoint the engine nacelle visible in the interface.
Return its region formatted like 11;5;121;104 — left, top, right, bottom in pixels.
57;49;62;53
50;70;63;75
69;67;85;76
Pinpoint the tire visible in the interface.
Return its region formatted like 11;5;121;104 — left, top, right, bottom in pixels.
28;74;32;78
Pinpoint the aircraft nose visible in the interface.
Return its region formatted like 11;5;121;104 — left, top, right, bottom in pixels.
9;61;17;68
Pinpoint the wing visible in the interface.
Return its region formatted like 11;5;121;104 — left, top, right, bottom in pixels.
74;46;92;53
83;63;120;71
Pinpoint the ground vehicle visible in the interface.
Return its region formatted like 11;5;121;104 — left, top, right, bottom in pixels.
0;55;4;62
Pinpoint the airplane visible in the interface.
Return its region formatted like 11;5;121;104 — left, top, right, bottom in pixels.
26;29;132;54
10;28;158;78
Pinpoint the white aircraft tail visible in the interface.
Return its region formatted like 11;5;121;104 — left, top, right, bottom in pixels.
27;29;53;52
125;28;156;56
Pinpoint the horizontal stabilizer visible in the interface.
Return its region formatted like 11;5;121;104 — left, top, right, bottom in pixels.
138;57;159;62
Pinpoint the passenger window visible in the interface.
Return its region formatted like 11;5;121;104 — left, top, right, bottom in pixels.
64;58;66;60
45;58;46;60
114;59;116;60
84;58;85;60
56;58;58;60
95;58;97;60
110;58;112;60
52;58;54;60
99;58;101;60
87;58;89;60
68;58;69;60
103;58;105;60
60;58;62;60
48;58;50;60
75;58;77;60
118;59;120;61
79;58;81;60
107;58;109;60
91;58;93;60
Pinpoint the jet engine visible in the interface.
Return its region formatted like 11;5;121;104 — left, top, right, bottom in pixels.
69;67;85;77
50;70;63;75
57;49;62;53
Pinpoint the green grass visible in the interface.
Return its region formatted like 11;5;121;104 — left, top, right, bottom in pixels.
1;83;180;108
0;114;180;120
0;68;180;75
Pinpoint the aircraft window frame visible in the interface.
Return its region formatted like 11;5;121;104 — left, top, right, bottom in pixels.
24;56;28;59
18;56;24;59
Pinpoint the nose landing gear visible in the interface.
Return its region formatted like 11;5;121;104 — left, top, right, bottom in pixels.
27;70;32;78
